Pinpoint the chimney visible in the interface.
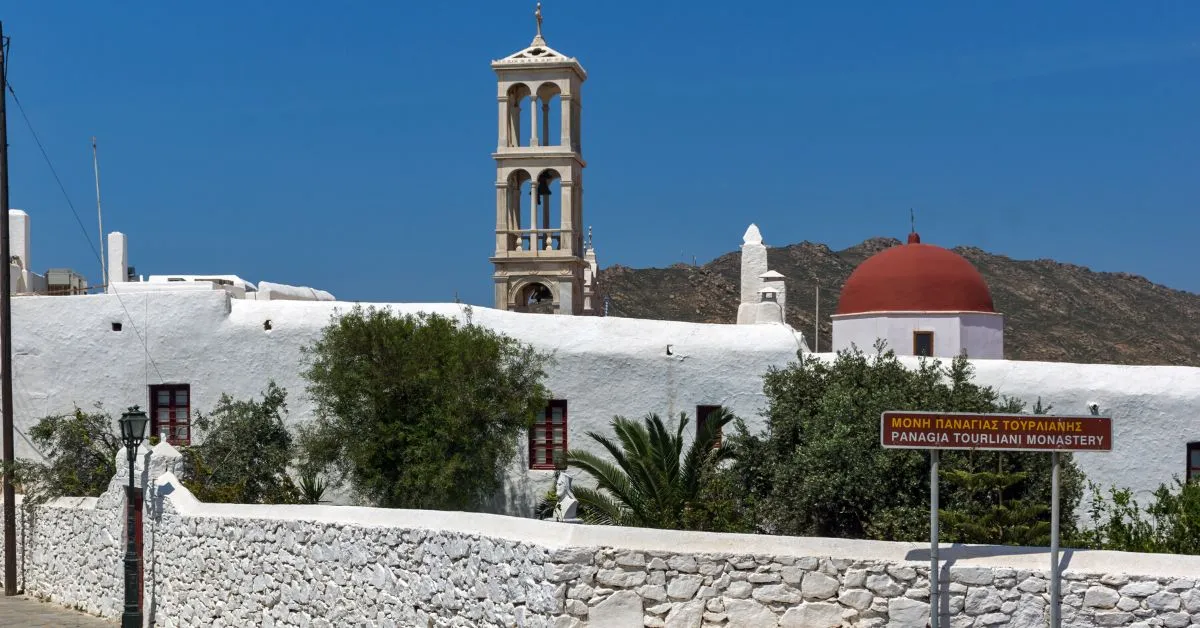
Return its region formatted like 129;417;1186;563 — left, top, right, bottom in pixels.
107;232;128;290
8;209;29;271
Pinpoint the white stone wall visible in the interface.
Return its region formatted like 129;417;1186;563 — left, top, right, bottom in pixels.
2;290;1199;513
0;442;178;620
10;470;1200;627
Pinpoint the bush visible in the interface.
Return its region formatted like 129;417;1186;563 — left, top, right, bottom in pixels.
179;382;299;504
1072;479;1200;554
298;305;551;510
10;407;120;503
744;342;1083;542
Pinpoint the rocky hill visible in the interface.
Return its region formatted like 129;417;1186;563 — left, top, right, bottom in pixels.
597;239;1200;366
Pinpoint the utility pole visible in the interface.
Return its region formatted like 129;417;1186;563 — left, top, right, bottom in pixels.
0;20;18;597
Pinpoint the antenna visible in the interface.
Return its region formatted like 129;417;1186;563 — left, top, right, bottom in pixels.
92;137;107;288
909;208;915;233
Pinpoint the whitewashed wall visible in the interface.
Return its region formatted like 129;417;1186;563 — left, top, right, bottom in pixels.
832;312;1005;359
3;291;1199;515
5;467;1200;628
5;291;805;514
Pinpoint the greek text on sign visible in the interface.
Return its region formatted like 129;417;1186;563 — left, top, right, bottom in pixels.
880;411;1113;452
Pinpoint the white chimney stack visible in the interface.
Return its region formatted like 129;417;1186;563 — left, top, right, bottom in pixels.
107;232;128;288
8;209;29;271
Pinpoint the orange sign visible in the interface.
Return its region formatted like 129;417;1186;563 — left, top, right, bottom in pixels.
880;411;1112;452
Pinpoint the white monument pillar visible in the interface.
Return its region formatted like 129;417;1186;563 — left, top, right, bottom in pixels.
737;224;768;324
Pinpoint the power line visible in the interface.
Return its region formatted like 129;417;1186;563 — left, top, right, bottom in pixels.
4;80;163;382
4;84;100;264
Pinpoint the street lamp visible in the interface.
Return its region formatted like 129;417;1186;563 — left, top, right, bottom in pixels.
118;406;149;628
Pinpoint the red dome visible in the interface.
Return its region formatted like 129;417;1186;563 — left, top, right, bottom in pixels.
836;233;994;315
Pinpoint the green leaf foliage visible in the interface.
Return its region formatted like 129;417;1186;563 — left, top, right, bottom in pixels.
1072;479;1200;554
297;471;328;505
180;381;300;504
745;342;1083;542
297;305;551;510
567;407;738;530
14;407;120;503
939;467;1051;546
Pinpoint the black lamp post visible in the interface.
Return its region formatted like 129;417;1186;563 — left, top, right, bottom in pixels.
118;406;149;628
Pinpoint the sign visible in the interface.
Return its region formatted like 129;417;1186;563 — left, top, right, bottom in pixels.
885;410;1113;628
880;411;1112;452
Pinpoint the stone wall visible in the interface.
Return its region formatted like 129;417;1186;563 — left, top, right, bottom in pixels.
21;493;122;617
11;464;1200;628
0;442;174;623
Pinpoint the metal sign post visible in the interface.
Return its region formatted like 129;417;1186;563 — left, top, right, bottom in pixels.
930;449;940;628
1050;451;1061;628
881;411;1113;628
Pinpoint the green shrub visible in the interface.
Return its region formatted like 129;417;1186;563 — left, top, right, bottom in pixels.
298;306;551;510
1072;479;1200;554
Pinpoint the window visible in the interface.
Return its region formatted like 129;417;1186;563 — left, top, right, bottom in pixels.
1189;443;1200;482
696;405;723;448
150;384;191;446
914;331;934;357
530;400;567;470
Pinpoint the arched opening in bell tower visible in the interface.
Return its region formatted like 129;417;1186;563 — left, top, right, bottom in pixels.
517;282;555;314
506;83;533;148
506;169;532;251
536;82;562;147
534;169;562;251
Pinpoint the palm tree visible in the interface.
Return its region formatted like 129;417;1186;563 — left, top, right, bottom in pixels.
566;407;737;528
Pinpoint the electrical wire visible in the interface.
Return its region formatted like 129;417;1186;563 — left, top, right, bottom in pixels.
4;79;164;382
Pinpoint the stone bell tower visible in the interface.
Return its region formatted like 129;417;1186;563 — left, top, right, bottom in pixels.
490;3;591;315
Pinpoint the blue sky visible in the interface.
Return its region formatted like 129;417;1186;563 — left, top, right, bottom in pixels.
4;2;1198;304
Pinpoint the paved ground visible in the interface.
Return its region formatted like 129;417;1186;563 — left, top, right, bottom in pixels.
0;595;115;626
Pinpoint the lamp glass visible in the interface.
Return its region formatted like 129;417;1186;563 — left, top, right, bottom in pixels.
119;407;150;446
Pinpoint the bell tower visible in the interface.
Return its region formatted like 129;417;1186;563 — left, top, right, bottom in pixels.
491;3;591;315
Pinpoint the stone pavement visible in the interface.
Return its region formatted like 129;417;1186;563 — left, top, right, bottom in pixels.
0;595;115;626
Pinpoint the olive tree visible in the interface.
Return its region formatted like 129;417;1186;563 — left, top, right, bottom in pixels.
297;306;550;510
8;406;120;504
179;381;299;504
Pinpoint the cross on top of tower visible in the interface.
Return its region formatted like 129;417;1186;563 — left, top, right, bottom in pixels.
532;2;547;46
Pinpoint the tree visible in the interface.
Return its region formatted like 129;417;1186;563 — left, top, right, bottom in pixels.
180;382;299;504
938;398;1055;545
939;467;1051;545
567;408;738;529
297;306;551;510
743;342;1083;542
13;407;120;503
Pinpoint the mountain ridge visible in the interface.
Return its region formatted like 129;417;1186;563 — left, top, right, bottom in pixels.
597;238;1200;366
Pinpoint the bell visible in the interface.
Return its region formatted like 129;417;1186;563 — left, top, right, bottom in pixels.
537;179;552;196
